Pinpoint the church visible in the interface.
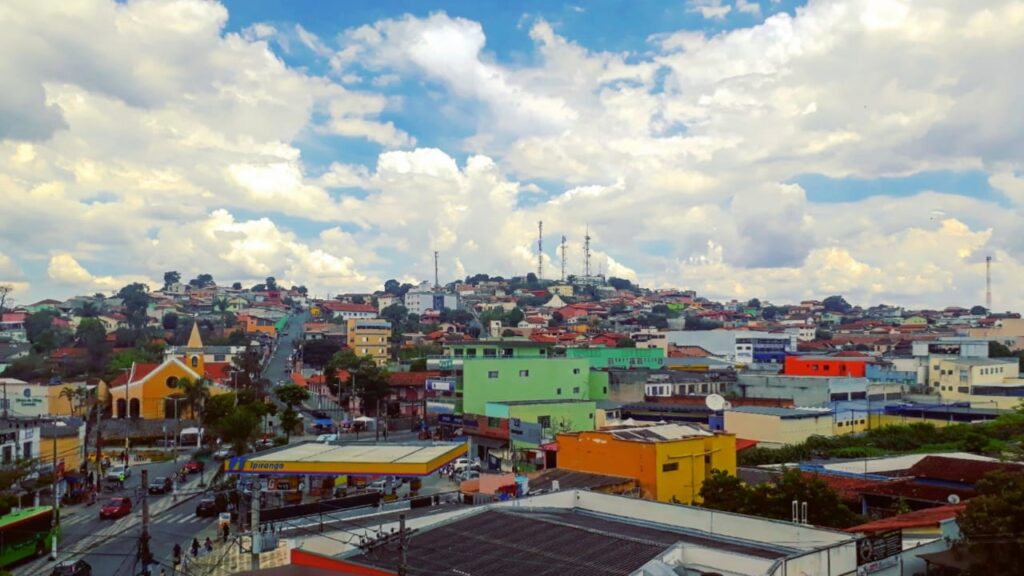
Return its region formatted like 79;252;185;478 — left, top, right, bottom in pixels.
109;323;233;419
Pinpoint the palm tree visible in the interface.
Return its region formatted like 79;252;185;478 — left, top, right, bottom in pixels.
179;377;210;421
214;297;230;327
59;385;88;416
78;301;100;318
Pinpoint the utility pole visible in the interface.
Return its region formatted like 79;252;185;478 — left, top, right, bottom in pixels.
584;225;592;279
50;428;59;561
433;251;440;290
560;235;567;283
94;400;103;486
537;220;543;280
986;255;992;311
139;469;153;573
399;514;409;576
251;483;262;571
2;379;7;418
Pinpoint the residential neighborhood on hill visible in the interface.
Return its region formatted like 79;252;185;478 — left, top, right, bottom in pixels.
2;270;1023;575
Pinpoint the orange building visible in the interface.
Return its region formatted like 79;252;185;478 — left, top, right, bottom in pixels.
555;424;736;504
783;355;869;377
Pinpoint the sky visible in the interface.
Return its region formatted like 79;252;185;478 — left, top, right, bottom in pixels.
2;0;1024;309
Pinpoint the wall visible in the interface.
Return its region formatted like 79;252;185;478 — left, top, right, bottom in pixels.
38;434;84;471
565;347;665;369
784;356;868;377
556;431;659;499
4;383;51;417
738;374;868;406
654;434;736;504
725;411;833;446
508;401;596;444
461;357;592;415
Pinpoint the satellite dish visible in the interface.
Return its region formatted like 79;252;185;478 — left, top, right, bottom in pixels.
706;394;726;411
948;494;961;504
722;401;733;410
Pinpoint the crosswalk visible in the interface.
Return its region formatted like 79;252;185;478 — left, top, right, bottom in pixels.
60;510;213;527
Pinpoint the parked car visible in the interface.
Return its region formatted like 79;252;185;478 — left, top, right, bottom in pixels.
105;465;130;482
99;497;132;519
148;477;172;495
50;560;92;576
367;478;388;491
184;460;205;474
212;447;235;461
456;470;480;483
195;497;225;518
316;434;338;443
452;458;481;473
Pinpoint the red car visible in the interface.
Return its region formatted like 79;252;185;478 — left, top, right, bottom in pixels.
99;497;132;519
184;460;205;474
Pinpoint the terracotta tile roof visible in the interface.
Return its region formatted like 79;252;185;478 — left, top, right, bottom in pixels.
846;503;966;534
802;473;882;503
203;362;233;382
322;301;376;313
111;363;160;386
857;478;976;503
735;439;759;452
389;371;443;387
907;455;1024;485
669;345;713;358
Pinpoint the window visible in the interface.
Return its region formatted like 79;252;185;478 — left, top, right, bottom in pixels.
538;416;551;428
603;386;608;394
214;354;225;362
453;349;464;357
662;462;679;472
22;442;30;460
572;368;581;375
483;349;497;358
556;387;562;395
837;422;844;427
2;446;10;465
487;417;501;428
488;371;499;379
503;348;514;357
466;349;477;357
589;413;593;419
166;377;179;389
958;386;969;393
361;337;367;343
519;370;529;377
572;387;580;394
191;355;199;367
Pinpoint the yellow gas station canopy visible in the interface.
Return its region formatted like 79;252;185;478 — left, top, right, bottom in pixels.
223;441;468;476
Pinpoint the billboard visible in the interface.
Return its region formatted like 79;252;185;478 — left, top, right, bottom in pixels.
509;418;543;444
426;379;456;392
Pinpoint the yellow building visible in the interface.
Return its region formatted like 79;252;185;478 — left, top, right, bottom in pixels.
724;406;835;448
547;284;573;297
346;318;391;367
39;421;86;472
110;324;231;419
556;424;736;504
935;357;1024;409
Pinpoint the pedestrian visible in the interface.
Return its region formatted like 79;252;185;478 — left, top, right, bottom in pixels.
222;522;230;543
191;538;200;557
118;472;125;489
204;537;213;552
172;543;182;570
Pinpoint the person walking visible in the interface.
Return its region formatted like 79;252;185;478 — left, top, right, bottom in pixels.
190;538;200;557
118;471;125;489
204;537;213;553
172;543;182;572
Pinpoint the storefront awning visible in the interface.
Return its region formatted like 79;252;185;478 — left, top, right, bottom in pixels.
223;441;468;477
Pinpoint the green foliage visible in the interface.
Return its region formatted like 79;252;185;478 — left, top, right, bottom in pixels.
106;346;162;379
189;273;215;288
325;349;391;411
970;305;989;316
231;282;243;290
683;316;721;331
274;383;310;409
163;271;181;289
762;306;780;320
25;310;71;353
989;340;1014;357
607;277;636;291
822;295;852;313
179;377;210;420
700;469;861;528
203;393;237;428
162;312;179;330
265;276;277;291
814;328;833;340
409;358;428;372
279;407;300;440
0;353;49;380
957;470;1024;573
117;283;151;330
215;406;261;455
616;337;636;348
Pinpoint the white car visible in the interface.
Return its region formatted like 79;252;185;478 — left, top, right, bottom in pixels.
105;465;130;482
317;434;338;443
453;458;481;473
456;470;480;482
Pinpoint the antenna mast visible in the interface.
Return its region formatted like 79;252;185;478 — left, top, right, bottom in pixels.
434;251;439;290
537;221;543;280
986;255;992;311
560;236;567;282
584;225;592;278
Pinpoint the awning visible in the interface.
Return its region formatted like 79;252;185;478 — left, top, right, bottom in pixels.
539;442;559;452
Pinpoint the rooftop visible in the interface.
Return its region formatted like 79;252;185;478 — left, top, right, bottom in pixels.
528;468;636;493
494;399;595;406
609;423;712;441
729;406;834;419
229;441;467;476
846;503;966;535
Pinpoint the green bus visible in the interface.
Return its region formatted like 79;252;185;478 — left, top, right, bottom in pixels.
0;506;59;567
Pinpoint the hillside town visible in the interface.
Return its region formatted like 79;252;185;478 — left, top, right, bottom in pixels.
1;270;1021;576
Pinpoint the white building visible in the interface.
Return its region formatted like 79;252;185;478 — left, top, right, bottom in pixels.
0;418;41;465
404;288;460;315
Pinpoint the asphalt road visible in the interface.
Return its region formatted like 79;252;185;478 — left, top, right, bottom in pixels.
13;455;214;576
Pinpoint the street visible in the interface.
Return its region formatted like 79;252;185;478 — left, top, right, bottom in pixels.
12;455;214;576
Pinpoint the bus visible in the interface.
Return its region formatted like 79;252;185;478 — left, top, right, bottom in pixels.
0;506;59;567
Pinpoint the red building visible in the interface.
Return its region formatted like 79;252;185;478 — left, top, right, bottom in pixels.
783;355;869;377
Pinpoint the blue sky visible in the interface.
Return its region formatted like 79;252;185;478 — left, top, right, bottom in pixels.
2;0;1022;309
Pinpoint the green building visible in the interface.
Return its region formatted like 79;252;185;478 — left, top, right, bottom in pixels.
446;340;552;359
460;357;607;415
564;347;665;369
485;400;596;446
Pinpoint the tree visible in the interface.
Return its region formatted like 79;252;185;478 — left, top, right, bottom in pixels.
215;407;261;455
384;279;401;295
76;317;109;374
265;276;278;291
351;295;365;305
822;295;852;314
409;358;428;372
231;282;243;290
0;283;12;314
1;353;48;380
274;384;310;440
303;340;343;369
989;340;1014;357
699;469;860;528
607;277;636;291
526;272;538;285
957;470;1024;573
762;306;780;321
163;271;181;290
59;385;89;416
179;377;210;421
970;305;988;316
506;307;525;327
380;303;408;327
78;301;100;318
117;283;151;330
203;393;237;429
747;298;761;309
162;312;179;331
25;310;71;353
188;273;215;288
231;349;263;389
616;337;636;348
814;328;833;341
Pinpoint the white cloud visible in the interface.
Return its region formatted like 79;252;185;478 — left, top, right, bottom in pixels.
689;1;733;20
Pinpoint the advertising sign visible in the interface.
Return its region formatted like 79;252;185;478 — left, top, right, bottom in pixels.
857;530;902;566
426;379;456;392
509;418;543;444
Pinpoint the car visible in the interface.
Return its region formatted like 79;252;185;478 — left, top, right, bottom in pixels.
50;560;92;576
154;439;176;448
367;478;388;491
184;460;205;474
316;434;338;443
99;497;132;519
456;470;480;482
212;447;235;461
195;497;225;518
452;459;481;473
105;465;130;482
148;477;172;495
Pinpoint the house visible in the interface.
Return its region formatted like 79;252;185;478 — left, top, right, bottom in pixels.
322;302;377;321
556;424;737;504
346;318;391;367
107;324;232;419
